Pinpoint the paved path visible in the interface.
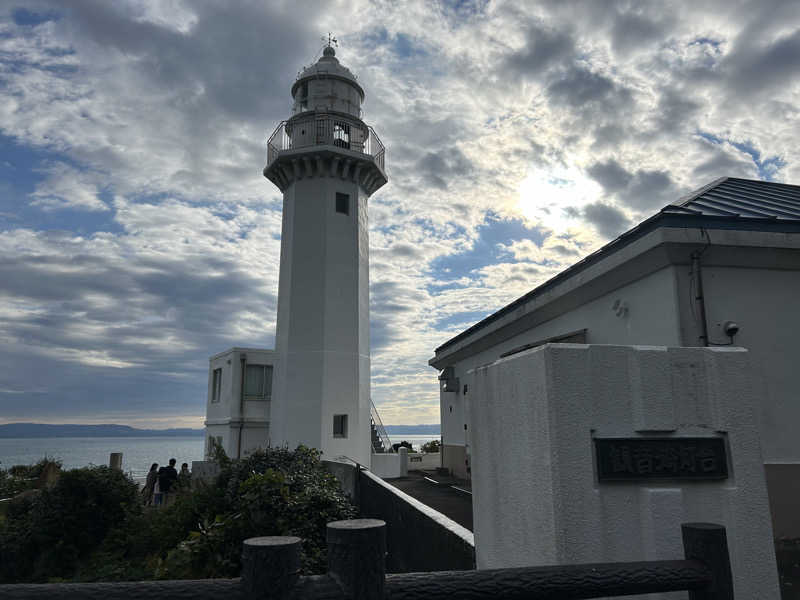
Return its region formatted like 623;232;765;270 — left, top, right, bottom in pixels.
386;469;473;531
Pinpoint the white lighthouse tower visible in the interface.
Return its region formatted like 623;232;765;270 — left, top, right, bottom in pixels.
263;42;387;466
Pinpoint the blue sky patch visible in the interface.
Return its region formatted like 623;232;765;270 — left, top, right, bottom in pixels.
428;213;547;288
0;136;121;234
11;7;60;27
696;130;785;181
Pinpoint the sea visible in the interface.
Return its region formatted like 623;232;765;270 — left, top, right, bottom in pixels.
0;433;441;481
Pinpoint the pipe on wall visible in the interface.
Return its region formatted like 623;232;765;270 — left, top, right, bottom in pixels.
691;251;710;347
238;353;247;458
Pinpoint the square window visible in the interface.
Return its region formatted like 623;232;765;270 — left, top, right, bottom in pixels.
211;368;222;403
336;192;349;215
245;365;273;401
333;414;348;438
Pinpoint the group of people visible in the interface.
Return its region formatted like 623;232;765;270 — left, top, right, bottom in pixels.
140;458;191;506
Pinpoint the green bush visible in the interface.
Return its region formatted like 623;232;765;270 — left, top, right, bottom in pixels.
0;457;62;498
156;445;356;578
420;439;441;453
0;446;355;583
0;465;139;583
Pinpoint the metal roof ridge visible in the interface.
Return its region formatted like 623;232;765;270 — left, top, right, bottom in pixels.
678;176;729;206
727;177;800;192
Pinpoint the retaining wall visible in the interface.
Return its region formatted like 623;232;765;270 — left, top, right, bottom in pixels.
323;459;475;573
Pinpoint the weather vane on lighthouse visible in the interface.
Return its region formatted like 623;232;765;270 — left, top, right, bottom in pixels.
323;32;338;49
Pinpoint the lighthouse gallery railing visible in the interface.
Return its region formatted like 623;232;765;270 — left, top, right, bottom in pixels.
267;113;385;172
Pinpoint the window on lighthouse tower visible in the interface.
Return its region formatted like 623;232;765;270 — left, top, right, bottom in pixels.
333;414;348;438
336;193;350;215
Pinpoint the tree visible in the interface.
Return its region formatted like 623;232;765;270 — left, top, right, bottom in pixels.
420;439;440;453
391;440;414;452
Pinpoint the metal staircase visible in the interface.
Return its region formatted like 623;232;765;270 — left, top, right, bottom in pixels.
370;400;394;453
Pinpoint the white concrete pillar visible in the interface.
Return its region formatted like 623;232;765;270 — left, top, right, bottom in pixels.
469;344;779;599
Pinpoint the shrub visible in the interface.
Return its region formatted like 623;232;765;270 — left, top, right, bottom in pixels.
157;445;356;578
391;440;414;452
0;446;355;582
0;465;139;583
0;457;62;498
420;439;441;453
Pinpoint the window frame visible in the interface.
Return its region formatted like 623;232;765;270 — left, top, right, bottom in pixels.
244;364;273;401
336;192;350;215
211;368;222;403
333;414;348;438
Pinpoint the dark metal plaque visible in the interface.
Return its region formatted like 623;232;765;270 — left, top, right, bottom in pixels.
594;437;728;481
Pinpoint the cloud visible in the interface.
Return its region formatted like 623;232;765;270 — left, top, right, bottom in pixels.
504;21;575;79
582;201;630;238
587;159;633;193
610;9;673;57
30;162;108;211
0;0;798;427
723;25;800;99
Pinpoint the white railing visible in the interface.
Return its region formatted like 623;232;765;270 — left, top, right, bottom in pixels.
267;114;385;171
370;399;394;454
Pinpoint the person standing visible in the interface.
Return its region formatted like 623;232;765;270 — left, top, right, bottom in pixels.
141;463;158;506
157;458;179;504
178;462;191;491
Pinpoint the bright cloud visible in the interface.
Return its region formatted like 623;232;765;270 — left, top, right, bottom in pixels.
0;1;798;427
517;165;605;233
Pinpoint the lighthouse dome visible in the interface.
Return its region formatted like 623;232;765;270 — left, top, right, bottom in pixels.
291;46;365;118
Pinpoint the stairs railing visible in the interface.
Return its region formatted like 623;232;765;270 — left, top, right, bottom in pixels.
370;399;394;453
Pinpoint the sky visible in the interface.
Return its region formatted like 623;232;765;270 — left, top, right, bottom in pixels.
1;0;799;428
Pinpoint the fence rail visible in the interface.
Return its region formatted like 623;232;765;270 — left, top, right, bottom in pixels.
0;520;733;600
267;114;385;172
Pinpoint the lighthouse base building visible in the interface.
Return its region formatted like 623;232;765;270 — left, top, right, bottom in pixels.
203;45;386;468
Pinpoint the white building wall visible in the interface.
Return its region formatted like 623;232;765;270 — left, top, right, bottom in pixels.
469;344;779;599
440;266;682;477
204;347;276;459
698;266;800;464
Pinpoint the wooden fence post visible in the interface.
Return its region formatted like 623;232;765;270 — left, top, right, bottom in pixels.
682;522;734;600
241;536;302;600
327;518;386;600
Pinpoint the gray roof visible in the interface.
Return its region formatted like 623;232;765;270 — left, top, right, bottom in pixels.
664;177;800;220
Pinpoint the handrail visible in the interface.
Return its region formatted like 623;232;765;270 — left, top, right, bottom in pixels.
370;399;394;454
266;114;385;171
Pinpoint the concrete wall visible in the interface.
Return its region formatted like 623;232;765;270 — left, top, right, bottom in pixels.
440;266;682;476
323;458;474;573
359;468;474;573
442;444;467;479
469;344;779;599
323;458;359;502
407;452;440;470
370;448;408;479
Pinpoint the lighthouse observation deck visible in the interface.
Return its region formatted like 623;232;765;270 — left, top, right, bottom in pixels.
266;113;385;172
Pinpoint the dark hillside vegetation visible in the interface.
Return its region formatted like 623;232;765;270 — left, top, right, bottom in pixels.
0;445;355;582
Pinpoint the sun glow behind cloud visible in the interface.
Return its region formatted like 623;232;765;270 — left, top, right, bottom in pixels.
0;1;798;427
517;165;605;233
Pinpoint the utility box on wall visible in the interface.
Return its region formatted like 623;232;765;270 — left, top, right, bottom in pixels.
469;343;779;599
